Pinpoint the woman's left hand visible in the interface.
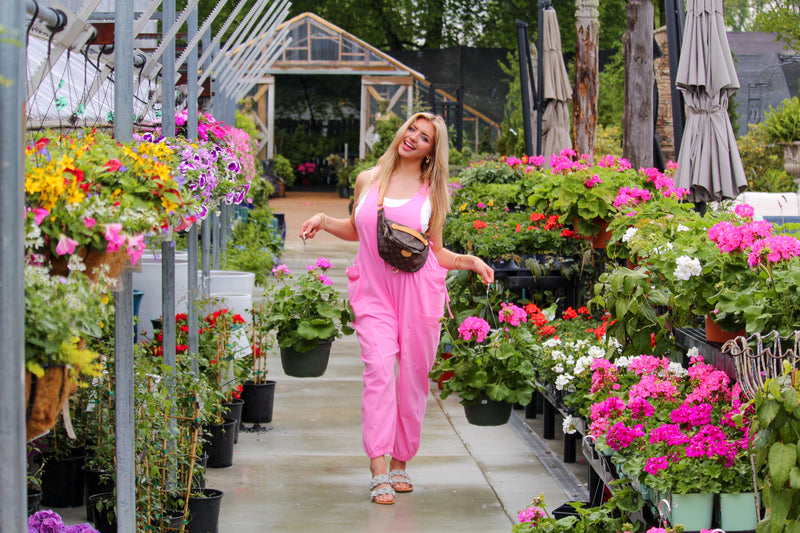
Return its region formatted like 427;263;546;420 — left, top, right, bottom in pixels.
470;256;494;285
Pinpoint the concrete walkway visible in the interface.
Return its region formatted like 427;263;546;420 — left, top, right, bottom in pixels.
204;191;590;533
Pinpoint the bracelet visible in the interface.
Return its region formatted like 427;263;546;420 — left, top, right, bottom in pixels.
454;254;464;270
315;212;327;231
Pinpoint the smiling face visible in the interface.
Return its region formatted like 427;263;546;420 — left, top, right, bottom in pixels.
398;118;435;162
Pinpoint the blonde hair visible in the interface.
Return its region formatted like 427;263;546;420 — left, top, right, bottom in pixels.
370;112;451;232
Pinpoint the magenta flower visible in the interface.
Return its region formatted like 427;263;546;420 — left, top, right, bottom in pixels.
315;257;332;270
584;174;602;188
643;455;670;475
319;274;333;285
498;303;527;326
734;203;755;219
457;316;491;342
55;234;79;256
104;223;126;253
32;207;49;225
272;264;291;278
606;422;645;450
83;216;96;228
126;234;146;265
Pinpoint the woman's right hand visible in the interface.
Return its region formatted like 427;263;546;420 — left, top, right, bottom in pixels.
299;214;324;239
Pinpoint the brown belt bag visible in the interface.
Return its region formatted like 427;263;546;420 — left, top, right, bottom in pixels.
376;190;430;273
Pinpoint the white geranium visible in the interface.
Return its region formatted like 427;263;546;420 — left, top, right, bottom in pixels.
668;361;688;378
673;255;702;281
562;415;578;435
573;355;594;375
615;356;632;368
622;227;638;243
588;345;605;358
553;362;565;374
687;346;699;359
555;374;573;390
677;224;689;232
542;338;561;348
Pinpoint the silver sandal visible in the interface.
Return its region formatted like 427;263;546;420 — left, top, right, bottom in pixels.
388;469;414;493
369;474;395;505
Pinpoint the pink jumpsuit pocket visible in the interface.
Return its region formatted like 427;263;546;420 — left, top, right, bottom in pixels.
345;264;363;314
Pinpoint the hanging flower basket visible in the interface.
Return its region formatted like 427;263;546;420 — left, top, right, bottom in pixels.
25;365;76;441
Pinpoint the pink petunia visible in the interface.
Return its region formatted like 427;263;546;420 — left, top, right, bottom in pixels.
83;217;96;228
32;207;49;225
55;234;79;256
104;223;126;253
126;234;146;265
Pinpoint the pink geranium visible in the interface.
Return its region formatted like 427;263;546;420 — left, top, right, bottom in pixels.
498;303;527;326
457;316;491;343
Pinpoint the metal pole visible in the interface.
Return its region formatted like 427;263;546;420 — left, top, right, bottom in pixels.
187;4;199;374
515;20;534;156
664;0;686;154
201;216;211;297
162;0;176;136
0;0;27;529
537;1;552;156
114;0;136;530
212;207;220;269
25;0;67;31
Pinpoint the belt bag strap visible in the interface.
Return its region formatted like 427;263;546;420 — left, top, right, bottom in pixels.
378;186;431;240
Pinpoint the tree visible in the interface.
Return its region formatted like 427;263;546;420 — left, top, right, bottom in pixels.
752;0;800;54
622;0;653;168
574;0;600;157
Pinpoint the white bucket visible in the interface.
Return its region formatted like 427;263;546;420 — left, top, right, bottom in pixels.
133;256;190;340
200;270;256;295
209;292;253;323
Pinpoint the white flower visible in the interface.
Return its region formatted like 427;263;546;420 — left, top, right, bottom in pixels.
622;227;638;243
608;337;622;351
615;356;631;368
542;338;561;348
555;374;573;390
588;346;605;358
553;362;565;374
673;255;702;281
668;362;688;377
562;415;578;435
551;350;565;361
687;346;699;359
574;355;594;375
677;224;690;232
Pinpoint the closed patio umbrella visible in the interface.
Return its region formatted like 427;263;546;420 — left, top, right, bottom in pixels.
540;7;572;162
674;0;747;202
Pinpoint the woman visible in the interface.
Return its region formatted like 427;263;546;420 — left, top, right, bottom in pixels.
299;112;494;505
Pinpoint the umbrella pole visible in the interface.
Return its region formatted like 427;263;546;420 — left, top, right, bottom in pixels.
516;20;536;156
537;0;552;156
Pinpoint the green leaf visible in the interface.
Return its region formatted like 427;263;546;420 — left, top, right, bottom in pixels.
769;442;796;487
760;400;781;427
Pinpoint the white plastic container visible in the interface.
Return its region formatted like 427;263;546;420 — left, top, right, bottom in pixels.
133;256;190;339
200;270;256;296
209;292;253;323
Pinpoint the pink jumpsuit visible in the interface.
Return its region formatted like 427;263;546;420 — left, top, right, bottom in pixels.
346;182;448;462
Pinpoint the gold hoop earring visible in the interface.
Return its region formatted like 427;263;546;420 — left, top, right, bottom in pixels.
425;155;431;164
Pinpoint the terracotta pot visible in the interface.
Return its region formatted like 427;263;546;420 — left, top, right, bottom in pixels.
704;315;746;344
574;218;612;249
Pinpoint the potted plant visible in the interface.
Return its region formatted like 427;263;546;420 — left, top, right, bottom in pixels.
25;131;198;276
762;96;800;183
28;509;100;533
429;303;536;425
24;265;107;441
240;303;277;424
526;151;645;244
260;257;354;377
